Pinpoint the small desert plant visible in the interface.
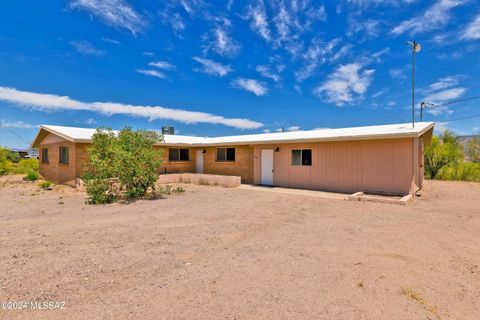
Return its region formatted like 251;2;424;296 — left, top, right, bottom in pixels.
401;287;440;320
24;171;39;181
198;178;210;185
38;180;52;189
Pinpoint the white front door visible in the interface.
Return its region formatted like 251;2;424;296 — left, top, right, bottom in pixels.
196;150;204;173
261;149;274;185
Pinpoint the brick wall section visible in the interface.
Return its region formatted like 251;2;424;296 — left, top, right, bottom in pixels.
39;140;77;186
158;147;196;174
202;145;254;184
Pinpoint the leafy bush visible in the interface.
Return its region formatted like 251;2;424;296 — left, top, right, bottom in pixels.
425;130;463;179
437;162;480;182
39;180;53;189
14;158;39;174
83;127;163;204
24;171;39;181
467;136;480;163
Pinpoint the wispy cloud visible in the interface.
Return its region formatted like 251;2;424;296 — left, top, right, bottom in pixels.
102;37;121;45
286;125;301;131
202;24;240;57
148;61;176;70
391;0;466;36
295;38;341;82
246;2;271;42
0;120;37;129
421;76;467;115
230;78;268;96
346;0;417;7
70;0;147;35
136;69;167;79
0;87;263;129
192;57;232;77
314;63;374;106
461;14;480;40
70;40;105;56
256;65;281;82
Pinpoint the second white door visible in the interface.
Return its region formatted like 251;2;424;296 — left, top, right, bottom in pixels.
196;150;204;173
261;149;274;185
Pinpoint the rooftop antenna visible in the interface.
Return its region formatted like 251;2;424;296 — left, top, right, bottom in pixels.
406;40;421;128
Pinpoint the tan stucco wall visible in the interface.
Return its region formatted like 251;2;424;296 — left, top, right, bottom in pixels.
202;145;254;184
253;138;417;195
39;135;77;186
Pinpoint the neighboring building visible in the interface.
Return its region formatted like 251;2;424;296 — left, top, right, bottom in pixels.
31;122;434;195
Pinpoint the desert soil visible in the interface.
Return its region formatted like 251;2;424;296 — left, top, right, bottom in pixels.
1;175;480;320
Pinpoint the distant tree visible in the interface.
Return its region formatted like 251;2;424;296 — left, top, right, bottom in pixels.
467;136;480;163
7;151;20;163
83;127;163;204
424;130;464;179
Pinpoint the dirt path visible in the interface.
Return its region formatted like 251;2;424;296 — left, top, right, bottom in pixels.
1;175;480;319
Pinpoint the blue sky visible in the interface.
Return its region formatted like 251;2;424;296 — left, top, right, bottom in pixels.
1;0;479;148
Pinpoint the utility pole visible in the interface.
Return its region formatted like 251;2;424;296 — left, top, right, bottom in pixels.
406;41;421;128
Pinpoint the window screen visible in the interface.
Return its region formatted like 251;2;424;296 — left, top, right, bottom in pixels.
169;148;189;161
41;148;49;163
216;148;235;161
59;147;69;164
292;149;312;166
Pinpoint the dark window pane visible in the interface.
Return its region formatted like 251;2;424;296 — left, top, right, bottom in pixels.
216;148;226;161
169;148;179;161
292;150;301;165
42;148;49;163
226;148;235;161
180;149;189;161
302;149;312;166
60;147;69;164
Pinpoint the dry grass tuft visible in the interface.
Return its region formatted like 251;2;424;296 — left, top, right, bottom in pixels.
402;287;441;320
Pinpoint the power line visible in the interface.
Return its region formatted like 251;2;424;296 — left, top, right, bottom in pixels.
0;121;31;146
436;113;480;123
424;95;480;110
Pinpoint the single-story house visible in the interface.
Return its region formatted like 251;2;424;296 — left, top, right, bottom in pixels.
31;122;434;195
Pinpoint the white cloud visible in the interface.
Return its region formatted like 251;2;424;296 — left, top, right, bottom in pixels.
148;61;175;70
391;0;466;36
347;18;381;39
389;67;407;80
287;126;301;131
0;120;37;129
0;87;263;129
70;0;147;35
230;78;268;96
70;41;105;56
424;76;461;92
347;0;417;7
192;57;232;77
256;65;281;82
461;15;480;40
421;76;467;115
203;24;240;57
314;63;374;105
102;37;121;45
246;2;271;42
295;38;342;82
136;69;167;79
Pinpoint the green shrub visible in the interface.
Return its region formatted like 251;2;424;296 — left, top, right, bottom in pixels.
24;171;39;181
39;180;52;189
83;127;163;204
14;158;39;174
437;162;480;182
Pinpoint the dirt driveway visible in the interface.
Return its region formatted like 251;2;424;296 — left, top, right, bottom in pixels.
1;175;480;320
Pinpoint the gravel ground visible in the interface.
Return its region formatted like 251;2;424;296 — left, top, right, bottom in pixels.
1;175;480;320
